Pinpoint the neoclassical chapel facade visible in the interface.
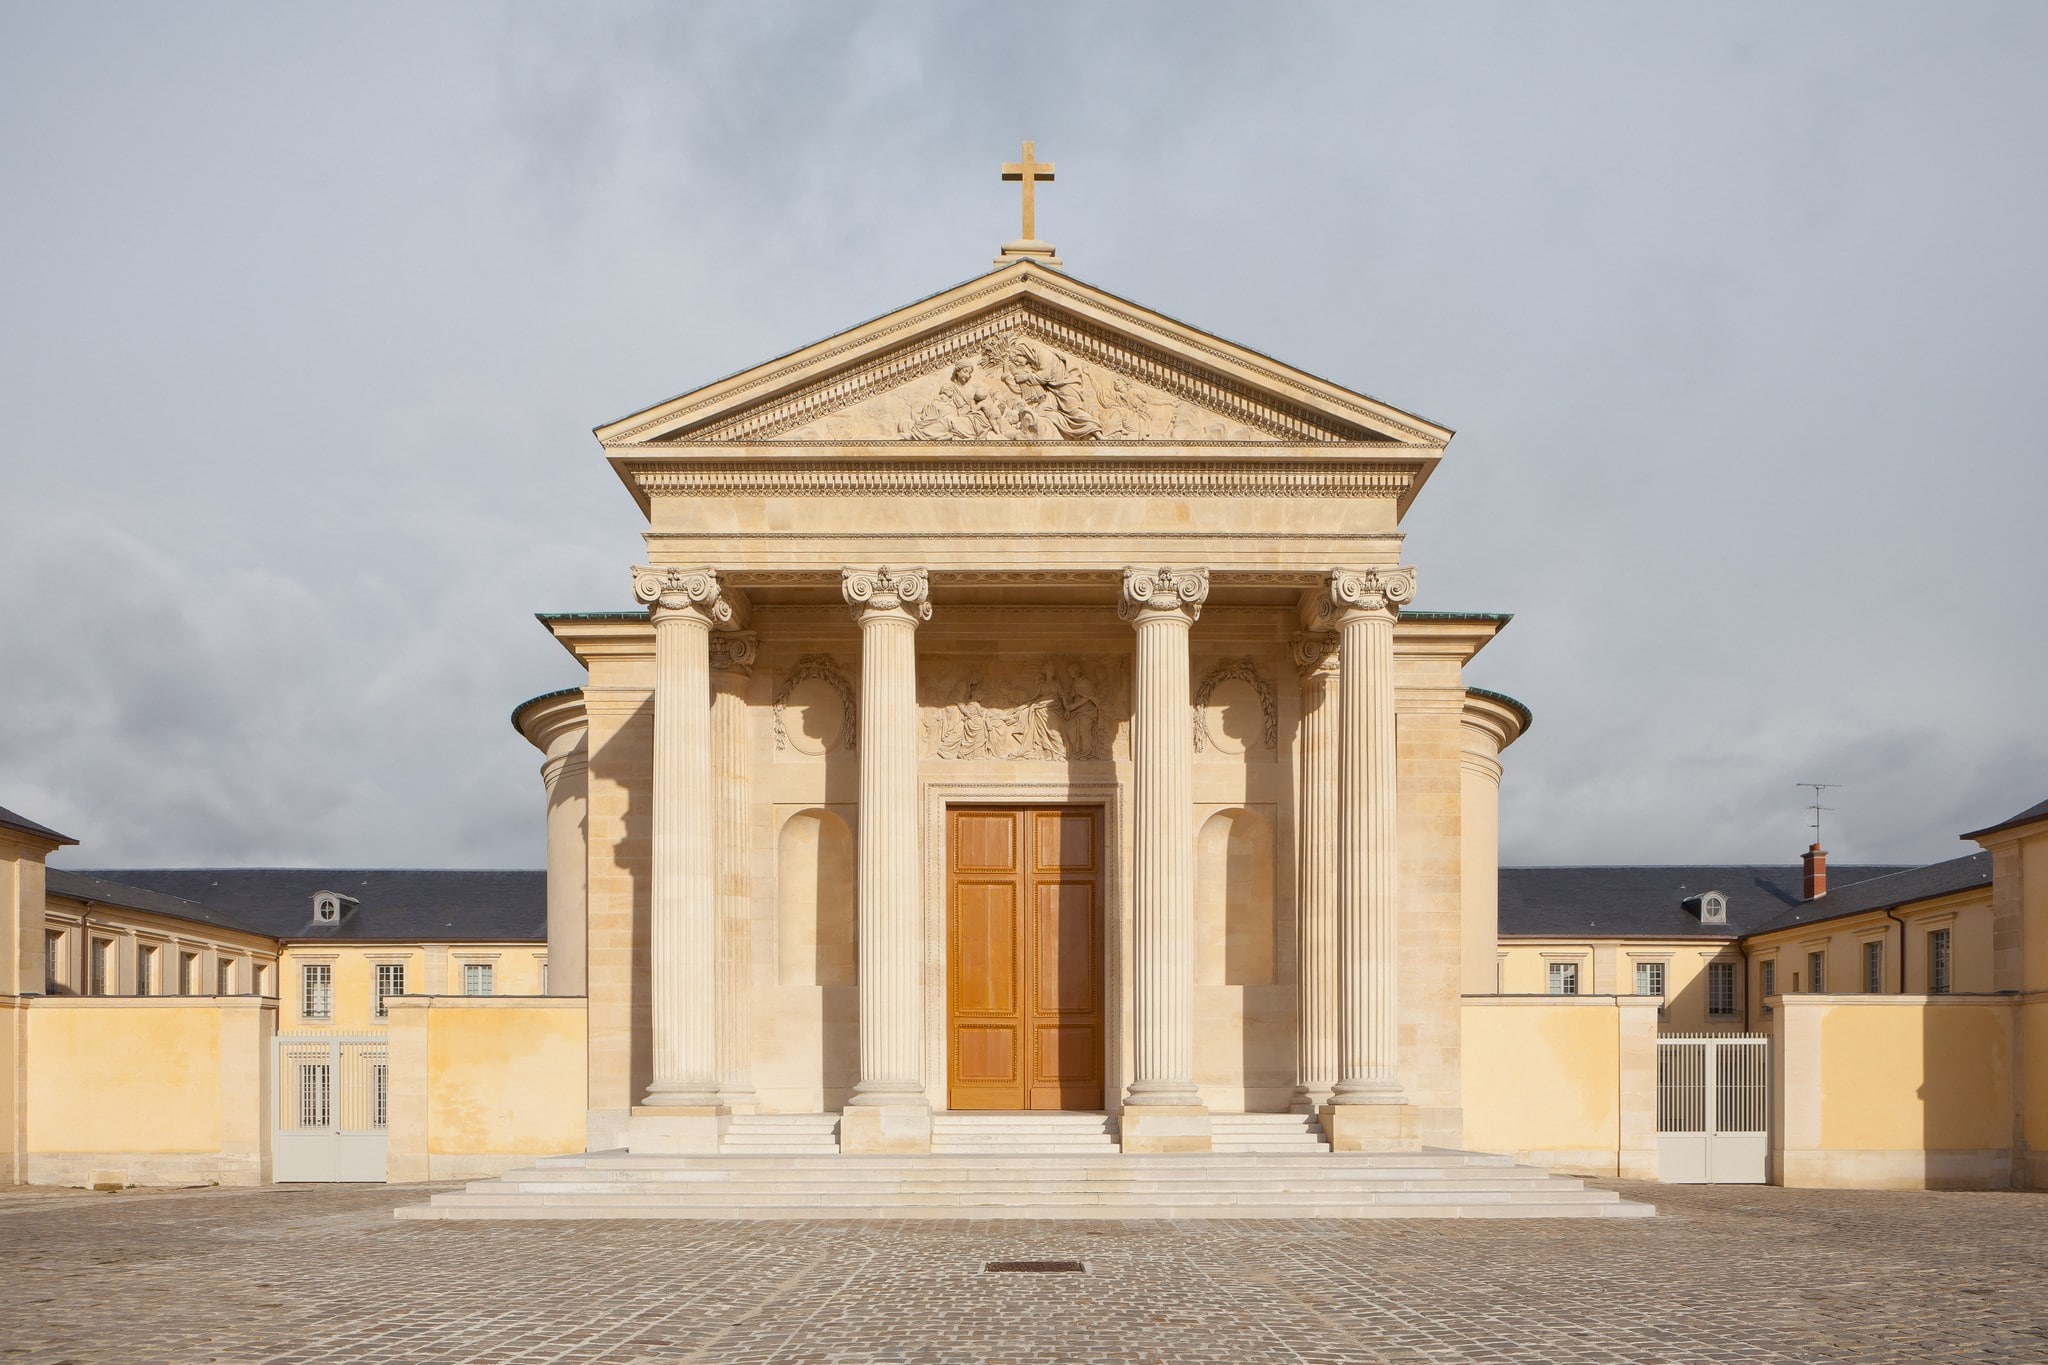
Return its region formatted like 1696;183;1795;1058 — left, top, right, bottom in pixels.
516;240;1528;1158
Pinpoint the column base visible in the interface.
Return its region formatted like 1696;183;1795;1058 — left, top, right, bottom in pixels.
1291;1085;1334;1115
1319;1101;1421;1153
839;1102;932;1154
1119;1104;1212;1154
715;1089;760;1116
628;1105;727;1155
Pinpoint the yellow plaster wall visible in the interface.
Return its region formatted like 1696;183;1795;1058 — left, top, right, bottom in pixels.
1775;996;2016;1189
275;944;549;1032
386;997;587;1181
20;997;274;1186
1460;996;1658;1177
1496;940;1746;1032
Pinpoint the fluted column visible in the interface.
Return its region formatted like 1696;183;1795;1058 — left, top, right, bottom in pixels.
1118;566;1209;1139
841;567;931;1148
631;565;732;1109
710;629;759;1111
1327;566;1416;1118
1290;623;1341;1110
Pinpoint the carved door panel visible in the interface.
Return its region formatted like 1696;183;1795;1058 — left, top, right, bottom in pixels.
947;807;1104;1110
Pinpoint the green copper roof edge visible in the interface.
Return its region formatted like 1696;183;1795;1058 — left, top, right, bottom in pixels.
1402;610;1514;623
510;686;584;734
1466;686;1534;735
537;611;644;622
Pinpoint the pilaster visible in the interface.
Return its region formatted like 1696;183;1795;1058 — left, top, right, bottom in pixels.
710;629;759;1113
1290;622;1341;1111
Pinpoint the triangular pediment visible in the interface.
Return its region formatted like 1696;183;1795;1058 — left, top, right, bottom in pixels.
597;263;1450;450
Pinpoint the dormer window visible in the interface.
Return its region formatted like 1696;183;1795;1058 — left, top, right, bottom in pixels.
1683;891;1729;925
311;891;359;925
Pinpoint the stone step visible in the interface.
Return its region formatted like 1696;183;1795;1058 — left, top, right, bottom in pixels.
482;1179;1605;1201
532;1152;1549;1175
403;1196;1650;1222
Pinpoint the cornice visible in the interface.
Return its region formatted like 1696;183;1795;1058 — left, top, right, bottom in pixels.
511;688;588;754
1462;688;1532;751
626;459;1420;499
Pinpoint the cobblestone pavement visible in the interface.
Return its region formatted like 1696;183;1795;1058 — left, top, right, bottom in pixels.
2;1181;2044;1363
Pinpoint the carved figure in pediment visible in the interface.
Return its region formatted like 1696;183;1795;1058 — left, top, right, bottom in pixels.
920;656;1125;760
980;336;1102;440
906;363;1004;441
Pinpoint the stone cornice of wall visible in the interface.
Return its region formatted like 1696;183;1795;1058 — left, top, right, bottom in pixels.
1771;992;2018;1008
382;993;586;1010
620;455;1426;503
511;687;588;755
1497;934;1743;948
25;994;278;1011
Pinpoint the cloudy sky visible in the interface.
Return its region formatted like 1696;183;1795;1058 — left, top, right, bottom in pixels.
4;2;2042;870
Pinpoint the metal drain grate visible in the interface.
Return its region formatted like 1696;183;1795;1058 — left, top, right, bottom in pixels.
984;1260;1085;1273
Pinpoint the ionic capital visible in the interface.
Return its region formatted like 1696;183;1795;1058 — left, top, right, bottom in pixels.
1290;630;1341;680
1326;566;1417;619
1118;566;1209;623
708;630;758;677
632;565;736;628
841;566;933;622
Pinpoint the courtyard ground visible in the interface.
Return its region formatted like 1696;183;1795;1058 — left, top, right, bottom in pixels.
0;1180;2042;1363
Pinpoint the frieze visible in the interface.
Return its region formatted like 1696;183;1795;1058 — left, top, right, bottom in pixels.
919;656;1127;762
630;461;1420;499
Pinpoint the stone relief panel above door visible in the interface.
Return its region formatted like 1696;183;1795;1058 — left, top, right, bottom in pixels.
919;656;1129;762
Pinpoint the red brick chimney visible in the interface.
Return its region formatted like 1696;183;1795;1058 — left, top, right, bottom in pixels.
1802;843;1828;899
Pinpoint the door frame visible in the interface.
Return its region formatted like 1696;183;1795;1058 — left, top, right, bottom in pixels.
920;778;1127;1112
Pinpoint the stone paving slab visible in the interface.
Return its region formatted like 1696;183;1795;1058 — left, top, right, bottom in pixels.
0;1180;2043;1362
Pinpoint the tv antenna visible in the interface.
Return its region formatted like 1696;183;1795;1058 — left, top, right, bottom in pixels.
1797;782;1839;847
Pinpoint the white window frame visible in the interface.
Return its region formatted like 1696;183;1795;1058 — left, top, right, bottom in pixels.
374;962;407;1018
135;944;156;997
301;962;334;1020
1546;961;1580;996
179;950;200;996
1633;961;1667;997
44;928;65;993
1928;927;1952;994
1863;939;1884;994
90;938;113;996
1807;949;1826;994
1759;958;1776;1015
463;962;495;997
1706;961;1737;1016
218;957;236;995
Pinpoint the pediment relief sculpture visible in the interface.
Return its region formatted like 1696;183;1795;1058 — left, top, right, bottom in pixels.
665;305;1380;446
919;656;1128;762
1193;657;1279;757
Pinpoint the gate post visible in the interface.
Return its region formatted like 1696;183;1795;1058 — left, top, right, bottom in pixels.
384;997;430;1183
1616;996;1660;1179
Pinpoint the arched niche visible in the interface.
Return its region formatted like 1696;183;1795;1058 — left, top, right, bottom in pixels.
777;808;856;987
1195;807;1275;987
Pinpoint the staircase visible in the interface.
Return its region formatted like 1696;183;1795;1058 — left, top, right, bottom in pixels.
931;1112;1117;1154
1210;1113;1331;1154
398;1144;1651;1222
719;1113;840;1155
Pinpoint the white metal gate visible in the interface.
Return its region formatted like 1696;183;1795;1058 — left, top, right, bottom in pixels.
273;1035;388;1182
1657;1034;1768;1184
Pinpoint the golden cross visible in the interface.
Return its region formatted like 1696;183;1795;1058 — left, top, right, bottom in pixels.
1001;140;1055;241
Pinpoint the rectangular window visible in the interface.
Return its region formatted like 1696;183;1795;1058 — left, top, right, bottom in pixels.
90;939;112;995
1634;961;1666;997
298;1063;332;1128
135;946;155;997
1546;961;1580;996
1863;940;1884;994
1760;959;1776;1015
218;958;235;995
255;963;271;996
372;1064;389;1129
1807;950;1826;994
44;929;64;993
302;963;333;1020
1929;928;1952;994
540;961;549;996
464;963;495;997
1707;962;1736;1016
374;963;406;1017
179;952;200;996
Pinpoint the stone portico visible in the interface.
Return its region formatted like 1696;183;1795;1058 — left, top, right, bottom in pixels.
525;245;1523;1166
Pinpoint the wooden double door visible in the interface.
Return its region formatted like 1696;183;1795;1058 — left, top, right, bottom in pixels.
946;806;1105;1111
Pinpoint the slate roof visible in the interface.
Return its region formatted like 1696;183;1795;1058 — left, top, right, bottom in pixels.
63;869;546;942
1748;853;1993;936
45;869;262;936
0;804;76;846
1498;864;1912;939
1962;797;2048;841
